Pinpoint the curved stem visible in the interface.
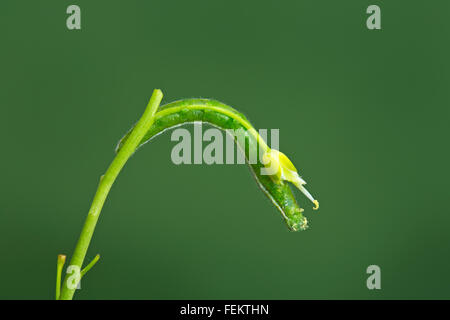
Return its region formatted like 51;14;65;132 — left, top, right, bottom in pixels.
59;89;163;300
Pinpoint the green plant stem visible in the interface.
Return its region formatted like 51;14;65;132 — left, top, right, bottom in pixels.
80;254;100;278
59;89;163;300
56;254;66;300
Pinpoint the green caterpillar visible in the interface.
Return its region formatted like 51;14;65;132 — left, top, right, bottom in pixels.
116;98;319;231
57;90;320;300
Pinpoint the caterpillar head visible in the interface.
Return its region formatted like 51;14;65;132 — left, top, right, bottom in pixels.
262;149;319;231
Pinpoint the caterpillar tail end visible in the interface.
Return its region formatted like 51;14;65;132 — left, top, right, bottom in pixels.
286;209;309;231
313;200;319;211
299;216;308;231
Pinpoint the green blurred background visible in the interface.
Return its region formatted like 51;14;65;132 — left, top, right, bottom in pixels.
1;0;449;299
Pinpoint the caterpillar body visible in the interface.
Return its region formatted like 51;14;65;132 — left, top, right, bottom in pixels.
117;98;318;231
